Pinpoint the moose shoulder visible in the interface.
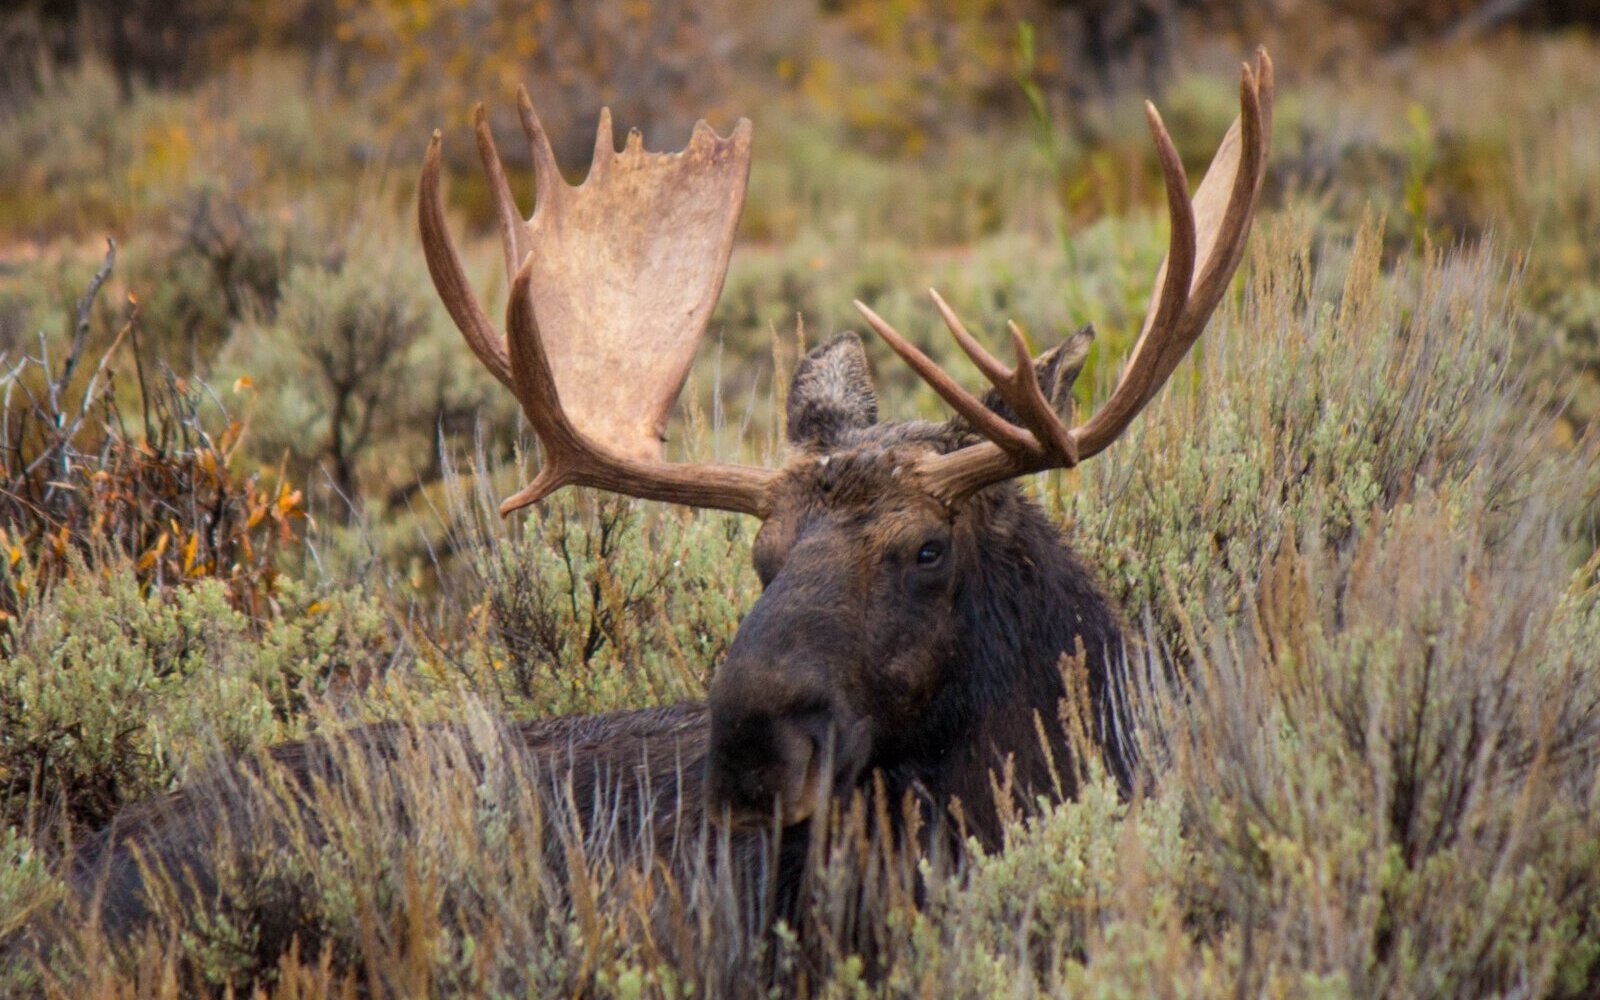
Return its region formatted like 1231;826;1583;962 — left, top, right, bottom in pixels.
61;51;1273;970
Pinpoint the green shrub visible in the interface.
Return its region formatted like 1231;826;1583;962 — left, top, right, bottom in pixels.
1065;214;1556;632
217;235;505;508
437;476;759;717
891;777;1192;997
0;562;407;836
1155;488;1600;997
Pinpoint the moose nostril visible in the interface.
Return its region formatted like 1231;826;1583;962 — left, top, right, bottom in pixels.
776;713;823;781
707;705;842;829
787;709;830;753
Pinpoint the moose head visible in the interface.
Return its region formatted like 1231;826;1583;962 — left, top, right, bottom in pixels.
418;52;1273;835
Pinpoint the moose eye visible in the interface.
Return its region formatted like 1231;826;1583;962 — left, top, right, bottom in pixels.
915;541;945;567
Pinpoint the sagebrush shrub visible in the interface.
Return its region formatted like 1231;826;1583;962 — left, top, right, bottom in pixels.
0;563;406;836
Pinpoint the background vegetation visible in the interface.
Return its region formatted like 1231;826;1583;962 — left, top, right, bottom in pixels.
2;1;1598;996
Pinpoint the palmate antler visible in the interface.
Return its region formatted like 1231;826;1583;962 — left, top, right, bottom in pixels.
419;90;781;516
419;50;1272;515
857;48;1273;500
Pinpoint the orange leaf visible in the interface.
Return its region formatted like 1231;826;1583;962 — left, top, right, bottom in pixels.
138;532;169;572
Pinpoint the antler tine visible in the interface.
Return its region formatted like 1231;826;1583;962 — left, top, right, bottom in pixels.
1072;50;1268;459
1178;51;1273;345
474;89;565;284
474;105;524;284
1138;54;1272;397
516;85;563;214
928;290;1077;465
1070;96;1199;456
853;298;1038;456
590;108;616;181
419;131;514;389
883;47;1271;502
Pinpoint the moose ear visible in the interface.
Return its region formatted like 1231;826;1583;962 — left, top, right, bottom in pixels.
954;325;1095;436
787;332;879;451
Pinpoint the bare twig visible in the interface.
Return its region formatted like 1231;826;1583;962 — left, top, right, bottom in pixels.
70;300;137;436
23;239;119;483
49;237;117;415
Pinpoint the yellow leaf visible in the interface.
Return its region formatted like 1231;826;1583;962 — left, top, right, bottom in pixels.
277;485;305;517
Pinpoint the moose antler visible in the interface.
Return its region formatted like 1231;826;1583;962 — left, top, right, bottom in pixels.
855;48;1274;501
419;88;780;516
424;54;1271;518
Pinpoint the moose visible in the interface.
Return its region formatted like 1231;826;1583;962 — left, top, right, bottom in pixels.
46;51;1272;984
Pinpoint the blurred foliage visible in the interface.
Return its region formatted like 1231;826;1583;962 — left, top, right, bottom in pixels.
222;251;429;501
6;1;1598;140
0;0;332;102
330;0;732;163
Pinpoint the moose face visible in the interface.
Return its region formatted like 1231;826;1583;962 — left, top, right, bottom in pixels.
706;333;1054;829
707;450;963;828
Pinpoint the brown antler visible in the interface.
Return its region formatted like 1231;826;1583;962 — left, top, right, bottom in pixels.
419;88;780;516
855;48;1274;502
